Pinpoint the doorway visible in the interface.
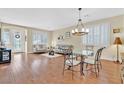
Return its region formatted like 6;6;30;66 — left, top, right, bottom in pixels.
12;31;25;53
13;31;25;53
1;28;26;53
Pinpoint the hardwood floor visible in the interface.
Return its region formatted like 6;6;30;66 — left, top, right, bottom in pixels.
0;53;121;84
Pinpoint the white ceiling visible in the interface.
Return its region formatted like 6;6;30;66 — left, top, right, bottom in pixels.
0;8;124;31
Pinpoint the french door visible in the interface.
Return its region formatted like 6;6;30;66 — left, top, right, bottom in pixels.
12;31;25;52
2;29;26;53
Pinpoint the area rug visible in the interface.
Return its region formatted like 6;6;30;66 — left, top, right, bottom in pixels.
41;53;62;58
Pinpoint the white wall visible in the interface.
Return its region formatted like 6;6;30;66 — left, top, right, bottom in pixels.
27;29;53;53
0;23;53;53
52;15;124;61
1;15;124;61
52;26;83;52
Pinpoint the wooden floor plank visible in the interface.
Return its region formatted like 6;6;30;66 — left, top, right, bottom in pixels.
0;53;121;84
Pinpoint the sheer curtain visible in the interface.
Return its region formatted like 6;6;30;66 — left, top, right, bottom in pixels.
82;23;110;47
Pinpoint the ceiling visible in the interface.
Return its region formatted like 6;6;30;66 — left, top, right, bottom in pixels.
0;8;124;31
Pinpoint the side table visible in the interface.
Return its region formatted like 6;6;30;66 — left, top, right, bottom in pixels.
0;48;11;63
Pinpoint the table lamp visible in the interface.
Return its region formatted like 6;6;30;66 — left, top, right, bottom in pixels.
113;37;122;63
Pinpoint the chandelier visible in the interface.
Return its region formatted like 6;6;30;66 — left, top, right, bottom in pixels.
72;8;89;36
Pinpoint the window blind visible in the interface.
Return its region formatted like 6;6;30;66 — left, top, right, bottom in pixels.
32;31;48;45
82;23;110;47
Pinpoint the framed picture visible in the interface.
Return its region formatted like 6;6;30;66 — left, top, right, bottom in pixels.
65;32;71;38
113;28;120;33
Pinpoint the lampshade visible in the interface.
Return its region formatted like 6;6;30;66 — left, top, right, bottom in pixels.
113;37;122;45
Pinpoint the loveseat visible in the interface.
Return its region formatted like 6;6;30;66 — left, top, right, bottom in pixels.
33;44;48;53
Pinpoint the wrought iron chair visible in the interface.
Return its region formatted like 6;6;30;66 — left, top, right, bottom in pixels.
120;53;124;83
83;47;105;77
63;48;81;78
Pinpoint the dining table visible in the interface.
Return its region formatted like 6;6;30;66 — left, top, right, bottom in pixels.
73;51;88;76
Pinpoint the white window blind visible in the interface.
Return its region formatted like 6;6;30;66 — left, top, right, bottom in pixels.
32;31;48;45
82;23;110;46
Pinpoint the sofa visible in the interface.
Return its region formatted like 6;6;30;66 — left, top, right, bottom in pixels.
54;44;73;54
33;44;48;54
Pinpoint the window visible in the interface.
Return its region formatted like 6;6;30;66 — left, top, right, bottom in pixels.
32;31;48;45
82;23;110;47
1;29;10;45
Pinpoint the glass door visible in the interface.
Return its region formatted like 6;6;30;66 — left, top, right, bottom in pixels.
12;30;25;53
13;32;21;52
1;27;26;53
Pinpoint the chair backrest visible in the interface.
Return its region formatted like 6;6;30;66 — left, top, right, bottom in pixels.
63;48;74;64
95;47;105;62
121;53;124;64
62;48;72;55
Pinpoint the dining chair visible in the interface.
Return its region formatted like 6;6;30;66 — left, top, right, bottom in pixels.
120;53;124;83
63;48;81;78
83;47;105;77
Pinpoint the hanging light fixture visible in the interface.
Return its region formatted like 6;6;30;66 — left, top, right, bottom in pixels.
72;8;89;36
